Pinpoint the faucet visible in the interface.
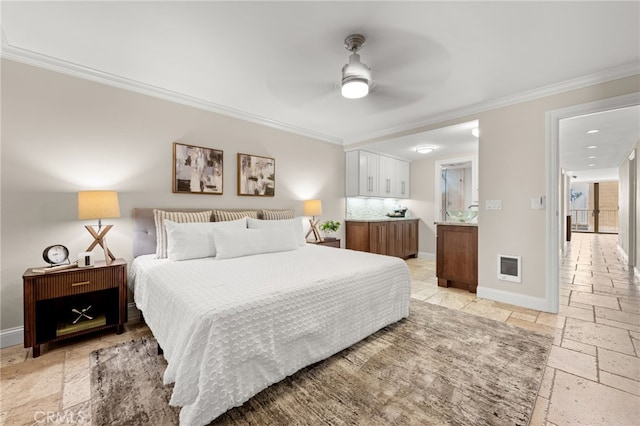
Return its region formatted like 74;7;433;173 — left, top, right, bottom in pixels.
468;204;478;209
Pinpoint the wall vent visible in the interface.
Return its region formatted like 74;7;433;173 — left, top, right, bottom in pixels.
498;254;521;283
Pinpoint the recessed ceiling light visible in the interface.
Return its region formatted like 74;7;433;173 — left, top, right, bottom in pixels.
416;146;434;154
588;156;596;159
588;164;596;167
587;145;598;149
586;129;599;134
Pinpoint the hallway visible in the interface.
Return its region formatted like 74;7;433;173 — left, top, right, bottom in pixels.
539;232;640;424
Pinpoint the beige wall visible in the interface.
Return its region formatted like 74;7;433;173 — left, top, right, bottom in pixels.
1;60;346;333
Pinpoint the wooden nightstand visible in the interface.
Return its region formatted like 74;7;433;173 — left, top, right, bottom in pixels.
307;238;341;248
23;259;127;357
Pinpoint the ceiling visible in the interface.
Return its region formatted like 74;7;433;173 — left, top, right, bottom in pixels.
2;1;639;169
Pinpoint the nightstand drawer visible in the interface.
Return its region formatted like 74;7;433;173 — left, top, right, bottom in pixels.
33;268;123;300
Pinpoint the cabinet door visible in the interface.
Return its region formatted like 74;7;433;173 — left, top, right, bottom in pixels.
388;221;404;257
345;221;370;252
395;160;410;199
369;222;388;255
403;220;418;258
361;152;380;196
379;156;396;197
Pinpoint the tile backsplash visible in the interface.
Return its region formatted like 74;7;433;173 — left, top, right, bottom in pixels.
346;198;410;219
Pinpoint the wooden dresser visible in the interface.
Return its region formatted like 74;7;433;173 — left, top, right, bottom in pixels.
23;259;127;357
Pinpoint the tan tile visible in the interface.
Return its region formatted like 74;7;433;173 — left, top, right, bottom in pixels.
510;311;538;323
0;345;29;368
571;292;620;310
410;286;440;302
530;396;549;426
460;301;511;322
2;393;60;426
596;317;640;333
599;371;640;397
598;347;640;382
558;304;593;322
61;364;90;411
568;300;594;310
0;351;65;410
561;338;597;356
422;290;474;310
538;367;555;399
570;283;593;293
547;345;597;381
564;317;635;355
620;299;640;315
595;306;640;327
506;317;555;335
536;313;566;329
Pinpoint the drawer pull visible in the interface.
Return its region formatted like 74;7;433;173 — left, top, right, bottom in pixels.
71;281;91;287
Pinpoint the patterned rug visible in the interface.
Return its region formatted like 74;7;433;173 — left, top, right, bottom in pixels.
90;300;552;425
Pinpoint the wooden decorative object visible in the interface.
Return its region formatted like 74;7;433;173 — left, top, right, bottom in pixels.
84;225;115;265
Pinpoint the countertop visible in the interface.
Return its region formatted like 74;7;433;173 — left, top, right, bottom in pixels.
434;221;478;227
345;217;419;222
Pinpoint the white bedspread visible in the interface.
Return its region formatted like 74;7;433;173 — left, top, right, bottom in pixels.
130;244;411;426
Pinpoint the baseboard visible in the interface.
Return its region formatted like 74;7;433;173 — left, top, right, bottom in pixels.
617;244;629;264
477;286;553;313
417;251;435;260
0;326;24;349
1;302;142;349
635;266;640;282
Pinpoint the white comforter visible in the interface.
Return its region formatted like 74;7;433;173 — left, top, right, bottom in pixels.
130;244;411;426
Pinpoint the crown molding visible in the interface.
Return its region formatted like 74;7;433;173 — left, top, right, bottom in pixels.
2;38;637;148
344;62;640;146
0;43;343;145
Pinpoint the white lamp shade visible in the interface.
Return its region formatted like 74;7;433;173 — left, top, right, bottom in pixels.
303;199;323;216
78;191;121;220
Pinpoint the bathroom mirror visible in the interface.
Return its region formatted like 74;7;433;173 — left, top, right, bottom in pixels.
435;155;479;222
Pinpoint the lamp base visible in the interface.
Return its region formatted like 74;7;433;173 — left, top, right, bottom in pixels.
305;218;323;242
84;225;116;265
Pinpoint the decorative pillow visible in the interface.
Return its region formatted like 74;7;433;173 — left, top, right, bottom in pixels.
212;209;259;222
165;218;247;261
246;217;306;246
153;209;213;259
213;227;297;260
261;209;295;220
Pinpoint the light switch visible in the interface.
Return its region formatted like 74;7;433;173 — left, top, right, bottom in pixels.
486;200;502;210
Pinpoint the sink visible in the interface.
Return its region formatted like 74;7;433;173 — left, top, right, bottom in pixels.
446;210;478;223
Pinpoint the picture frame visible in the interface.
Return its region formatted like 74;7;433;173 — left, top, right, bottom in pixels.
237;153;275;196
173;142;223;194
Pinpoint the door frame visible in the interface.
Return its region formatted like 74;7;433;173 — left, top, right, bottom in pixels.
546;92;640;313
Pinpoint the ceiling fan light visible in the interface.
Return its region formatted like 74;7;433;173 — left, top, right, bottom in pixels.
416;146;435;154
342;79;369;99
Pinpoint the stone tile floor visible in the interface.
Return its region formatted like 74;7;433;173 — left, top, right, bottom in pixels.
1;232;638;425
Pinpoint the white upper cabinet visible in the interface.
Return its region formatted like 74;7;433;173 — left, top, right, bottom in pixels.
346;150;410;199
395;159;410;198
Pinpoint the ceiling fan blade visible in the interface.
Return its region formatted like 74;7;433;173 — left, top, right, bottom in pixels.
266;78;338;108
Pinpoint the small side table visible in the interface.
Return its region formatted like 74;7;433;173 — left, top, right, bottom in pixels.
23;259;128;357
307;238;341;248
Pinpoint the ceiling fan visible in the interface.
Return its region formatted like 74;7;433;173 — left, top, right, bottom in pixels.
341;34;371;99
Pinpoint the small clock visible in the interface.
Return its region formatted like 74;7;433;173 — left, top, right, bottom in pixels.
43;244;70;266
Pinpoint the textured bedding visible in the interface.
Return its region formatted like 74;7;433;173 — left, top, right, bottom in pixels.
130;244;411;426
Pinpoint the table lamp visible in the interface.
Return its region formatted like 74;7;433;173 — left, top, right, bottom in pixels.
304;199;323;242
78;190;120;264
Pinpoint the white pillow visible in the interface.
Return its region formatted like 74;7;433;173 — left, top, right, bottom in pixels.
246;217;306;246
165;217;247;261
213;227;298;260
153;209;213;258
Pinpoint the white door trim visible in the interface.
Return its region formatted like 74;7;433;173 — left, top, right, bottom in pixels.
545;92;640;313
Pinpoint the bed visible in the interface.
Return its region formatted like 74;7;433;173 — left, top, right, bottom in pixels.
129;208;411;426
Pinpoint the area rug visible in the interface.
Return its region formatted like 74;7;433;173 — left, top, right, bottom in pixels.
90;301;552;425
